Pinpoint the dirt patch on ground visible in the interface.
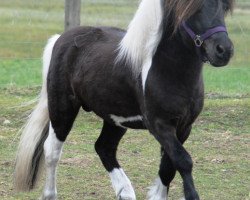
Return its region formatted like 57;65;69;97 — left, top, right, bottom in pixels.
60;156;93;168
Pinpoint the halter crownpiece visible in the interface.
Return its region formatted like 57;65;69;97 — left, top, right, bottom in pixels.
182;22;228;47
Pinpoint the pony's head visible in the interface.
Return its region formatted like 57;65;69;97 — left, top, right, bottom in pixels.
170;0;234;67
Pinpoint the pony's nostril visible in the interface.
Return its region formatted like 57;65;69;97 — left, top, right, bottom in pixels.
216;44;225;55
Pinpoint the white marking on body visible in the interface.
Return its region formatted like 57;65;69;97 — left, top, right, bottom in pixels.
142;58;153;91
116;0;163;90
42;123;63;200
147;177;167;200
109;168;136;200
110;114;143;128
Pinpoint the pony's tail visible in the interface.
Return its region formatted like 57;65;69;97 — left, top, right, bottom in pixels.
14;34;60;191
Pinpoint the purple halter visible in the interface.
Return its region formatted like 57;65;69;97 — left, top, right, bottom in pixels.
182;22;228;47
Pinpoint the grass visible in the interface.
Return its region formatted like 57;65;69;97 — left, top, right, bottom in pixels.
0;89;249;200
0;0;249;200
0;60;249;97
0;60;41;87
203;66;250;96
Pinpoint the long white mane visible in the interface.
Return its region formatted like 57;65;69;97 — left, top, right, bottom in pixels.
116;0;164;88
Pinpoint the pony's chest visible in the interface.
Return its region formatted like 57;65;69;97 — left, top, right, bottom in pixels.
144;84;204;126
144;68;204;124
185;95;204;124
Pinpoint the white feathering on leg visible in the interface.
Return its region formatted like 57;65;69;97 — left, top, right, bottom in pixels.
109;168;136;200
147;177;167;200
42;123;63;200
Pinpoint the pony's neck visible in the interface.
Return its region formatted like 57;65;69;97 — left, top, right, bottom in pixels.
151;30;204;89
158;29;203;69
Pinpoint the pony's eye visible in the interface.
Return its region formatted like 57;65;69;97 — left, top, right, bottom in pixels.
221;3;229;15
223;5;229;11
196;9;202;14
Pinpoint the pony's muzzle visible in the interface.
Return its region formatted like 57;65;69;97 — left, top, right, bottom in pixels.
215;41;234;60
204;33;234;67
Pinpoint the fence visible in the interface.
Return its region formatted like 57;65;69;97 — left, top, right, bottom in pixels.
0;0;249;68
0;0;138;61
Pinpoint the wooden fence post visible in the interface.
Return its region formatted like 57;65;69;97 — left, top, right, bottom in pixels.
65;0;81;31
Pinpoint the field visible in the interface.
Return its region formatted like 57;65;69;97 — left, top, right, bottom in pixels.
0;0;249;200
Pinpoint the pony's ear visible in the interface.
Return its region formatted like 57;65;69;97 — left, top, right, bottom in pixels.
165;0;204;32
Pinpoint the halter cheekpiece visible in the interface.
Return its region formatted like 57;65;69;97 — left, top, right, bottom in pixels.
182;22;228;47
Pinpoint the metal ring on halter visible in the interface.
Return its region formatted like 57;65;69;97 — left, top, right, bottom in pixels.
193;35;203;47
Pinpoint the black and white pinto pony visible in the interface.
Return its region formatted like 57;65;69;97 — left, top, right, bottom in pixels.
14;0;234;199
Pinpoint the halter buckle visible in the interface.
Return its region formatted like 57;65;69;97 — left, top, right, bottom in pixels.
194;35;203;47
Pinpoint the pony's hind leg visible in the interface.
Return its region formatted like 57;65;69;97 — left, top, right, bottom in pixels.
42;96;80;200
95;121;136;200
42;123;63;200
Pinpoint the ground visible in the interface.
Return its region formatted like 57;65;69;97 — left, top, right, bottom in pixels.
0;1;249;200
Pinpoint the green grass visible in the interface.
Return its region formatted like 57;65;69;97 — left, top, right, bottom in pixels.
204;66;250;96
0;60;249;97
0;1;249;200
0;60;41;87
0;90;249;200
0;0;250;67
0;0;138;58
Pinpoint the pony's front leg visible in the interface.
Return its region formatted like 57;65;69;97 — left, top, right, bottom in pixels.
41;123;63;200
149;121;199;200
147;126;192;200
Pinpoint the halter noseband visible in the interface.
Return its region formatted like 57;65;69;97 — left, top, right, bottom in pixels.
182;22;228;47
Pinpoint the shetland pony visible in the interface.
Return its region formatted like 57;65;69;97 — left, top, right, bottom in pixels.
14;0;234;199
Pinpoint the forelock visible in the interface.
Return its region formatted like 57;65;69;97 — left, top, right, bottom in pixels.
165;0;204;31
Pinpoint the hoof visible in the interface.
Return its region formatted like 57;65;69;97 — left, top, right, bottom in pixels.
39;195;56;200
117;187;136;200
147;177;167;200
39;196;56;200
40;191;57;200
